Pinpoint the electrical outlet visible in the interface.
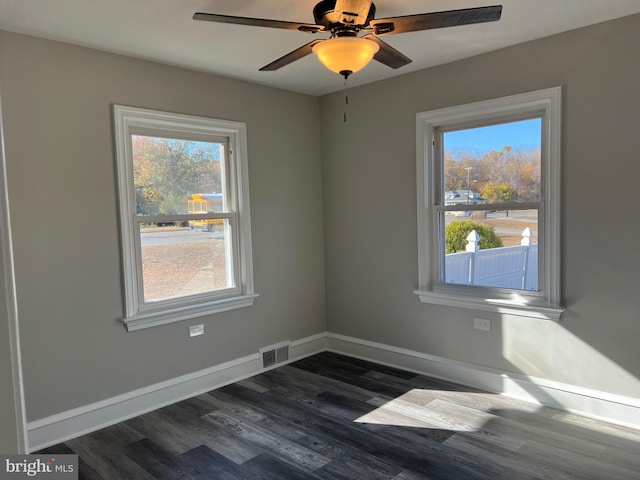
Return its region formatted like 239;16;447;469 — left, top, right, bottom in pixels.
473;317;491;331
189;324;204;337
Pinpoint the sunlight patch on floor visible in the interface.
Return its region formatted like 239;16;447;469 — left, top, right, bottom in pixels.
354;389;484;431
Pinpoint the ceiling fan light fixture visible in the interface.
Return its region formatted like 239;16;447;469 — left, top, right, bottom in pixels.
312;36;379;77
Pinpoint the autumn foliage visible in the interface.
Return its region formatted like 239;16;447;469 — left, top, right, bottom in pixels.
132;135;222;215
445;145;540;202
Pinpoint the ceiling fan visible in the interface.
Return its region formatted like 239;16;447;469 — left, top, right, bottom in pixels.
194;0;503;79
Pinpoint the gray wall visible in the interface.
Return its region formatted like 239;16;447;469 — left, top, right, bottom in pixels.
0;31;326;421
320;14;640;399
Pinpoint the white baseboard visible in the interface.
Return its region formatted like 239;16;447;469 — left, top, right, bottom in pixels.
290;332;327;360
27;333;328;452
28;331;640;451
326;332;640;430
27;353;261;452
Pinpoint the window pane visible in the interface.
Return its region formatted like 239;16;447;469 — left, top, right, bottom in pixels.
440;118;541;292
139;220;234;303
132;135;225;215
443;209;539;291
443;118;541;204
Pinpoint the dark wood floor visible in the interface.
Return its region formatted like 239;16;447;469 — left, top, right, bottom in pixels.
38;352;640;479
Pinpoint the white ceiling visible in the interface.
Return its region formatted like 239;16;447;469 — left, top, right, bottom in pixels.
1;0;639;96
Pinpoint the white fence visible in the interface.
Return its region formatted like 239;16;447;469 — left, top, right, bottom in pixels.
445;228;538;290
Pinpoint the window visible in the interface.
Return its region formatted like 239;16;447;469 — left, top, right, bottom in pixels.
415;88;563;320
114;105;256;331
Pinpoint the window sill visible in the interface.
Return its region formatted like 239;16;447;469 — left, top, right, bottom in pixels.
413;290;564;321
123;294;259;332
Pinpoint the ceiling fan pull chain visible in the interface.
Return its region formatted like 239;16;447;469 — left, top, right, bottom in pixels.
343;76;349;123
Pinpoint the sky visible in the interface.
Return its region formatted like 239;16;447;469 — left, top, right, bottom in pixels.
444;118;541;155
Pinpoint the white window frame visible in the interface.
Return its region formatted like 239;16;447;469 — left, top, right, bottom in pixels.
114;105;257;331
415;87;564;320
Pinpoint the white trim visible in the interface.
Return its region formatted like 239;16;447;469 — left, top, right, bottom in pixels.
113;105;256;329
413;289;564;320
26;331;640;451
290;332;328;359
123;294;259;332
326;333;640;430
416;87;563;317
26;333;328;452
0;89;28;453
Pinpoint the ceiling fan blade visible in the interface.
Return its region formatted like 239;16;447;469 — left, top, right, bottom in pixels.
193;12;325;34
370;5;502;36
259;40;325;71
363;34;411;69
